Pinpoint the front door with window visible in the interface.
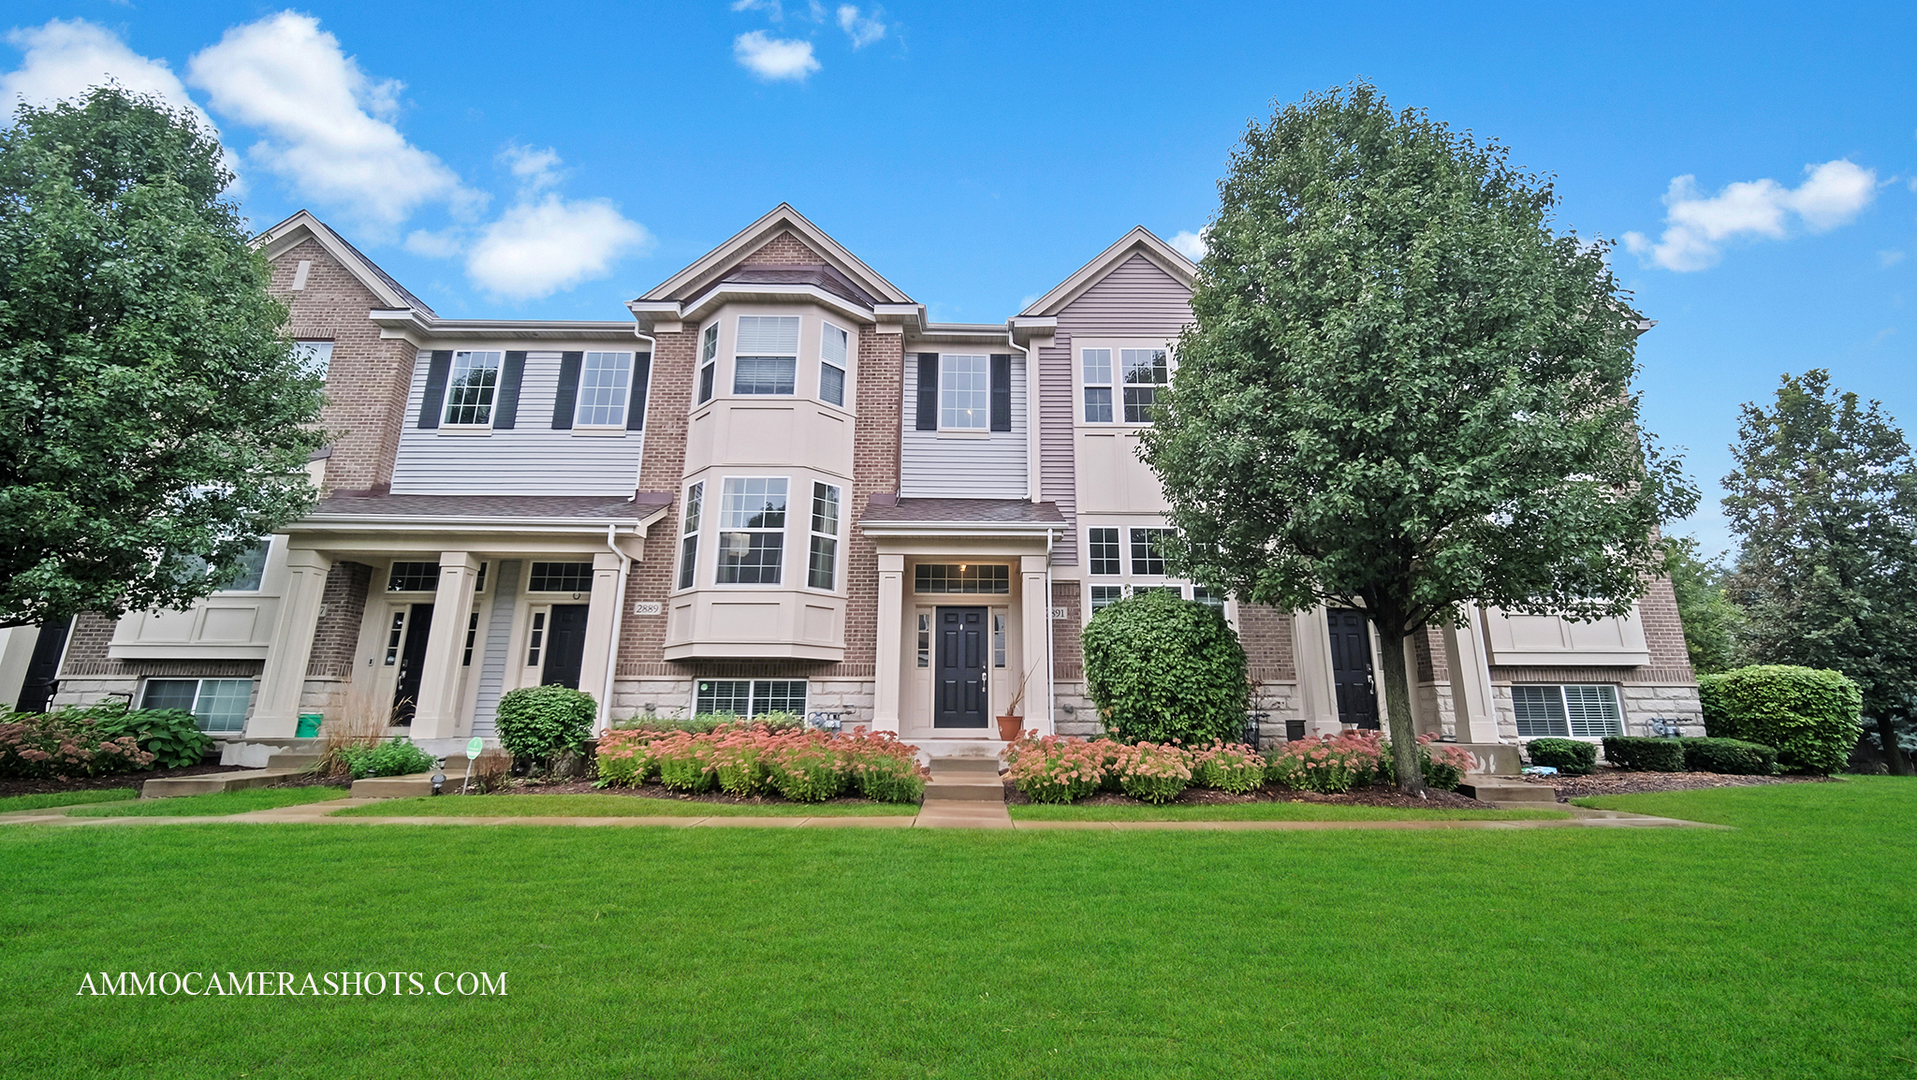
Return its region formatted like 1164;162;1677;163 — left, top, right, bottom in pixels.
542;604;590;689
391;603;436;725
934;606;988;728
1327;609;1380;730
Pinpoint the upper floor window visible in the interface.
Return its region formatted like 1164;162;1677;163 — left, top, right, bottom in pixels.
1121;348;1169;422
1083;346;1169;423
734;316;799;395
575;351;633;427
217;540;272;592
807;482;841;590
940;354;990;430
1130;528;1171;576
1082;348;1114;423
295;340;334;382
820;323;848;407
717;477;787;585
698;324;719;404
444;350;502;426
1087;527;1121;575
678;482;703;591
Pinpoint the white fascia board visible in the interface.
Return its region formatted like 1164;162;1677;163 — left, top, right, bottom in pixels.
860;523;1063;538
255;212;415;311
370;310;641;345
293;517;644;534
678;283;876;324
1009;316;1058;346
638;204;914;305
1020;227;1197;318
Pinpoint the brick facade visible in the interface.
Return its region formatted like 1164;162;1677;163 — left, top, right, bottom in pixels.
306;561;372;678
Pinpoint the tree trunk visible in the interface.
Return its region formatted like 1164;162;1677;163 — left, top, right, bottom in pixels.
1877;714;1911;775
1376;627;1424;794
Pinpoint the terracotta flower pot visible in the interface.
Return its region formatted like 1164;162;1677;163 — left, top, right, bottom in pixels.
996;716;1022;742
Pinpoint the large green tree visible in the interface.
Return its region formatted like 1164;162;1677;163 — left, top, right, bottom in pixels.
1661;535;1747;675
0;87;325;629
1138;83;1696;792
1722;370;1917;773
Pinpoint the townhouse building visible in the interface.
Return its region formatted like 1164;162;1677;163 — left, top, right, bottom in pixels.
35;204;1703;758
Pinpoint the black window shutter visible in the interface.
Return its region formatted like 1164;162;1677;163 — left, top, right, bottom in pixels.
627;351;651;431
417;351;452;429
493;351;526;429
552;351;583;429
990;354;1012;432
915;353;938;431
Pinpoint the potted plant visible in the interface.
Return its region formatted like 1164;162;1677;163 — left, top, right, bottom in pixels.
996;668;1032;742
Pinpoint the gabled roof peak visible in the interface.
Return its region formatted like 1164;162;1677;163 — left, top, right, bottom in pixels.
638;203;913;307
1018;226;1195;318
253;210;436;317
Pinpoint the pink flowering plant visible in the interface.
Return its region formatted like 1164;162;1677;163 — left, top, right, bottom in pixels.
1002;733;1111;804
0;712;157;779
1189;740;1267;794
1265;731;1387;794
593;723;927;803
1109;740;1194;804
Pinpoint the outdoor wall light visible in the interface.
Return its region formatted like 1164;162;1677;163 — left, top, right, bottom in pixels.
431;758;446;796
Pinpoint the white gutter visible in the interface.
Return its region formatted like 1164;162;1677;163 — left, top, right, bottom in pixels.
1045;527;1056;734
1006;326;1038;503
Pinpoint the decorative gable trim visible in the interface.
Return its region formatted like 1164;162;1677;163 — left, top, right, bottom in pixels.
636;203;914;306
1018;226;1196;318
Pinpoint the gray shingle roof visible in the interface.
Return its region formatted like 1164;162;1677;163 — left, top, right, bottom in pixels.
305;491;671;522
859;497;1065;525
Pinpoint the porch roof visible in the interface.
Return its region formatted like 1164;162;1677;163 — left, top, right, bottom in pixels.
296;490;673;529
860;497;1066;533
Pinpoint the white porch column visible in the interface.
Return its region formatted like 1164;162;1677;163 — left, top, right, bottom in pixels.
577;551;624;723
411;551;481;740
872;553;904;732
249;549;334;738
1443;604;1501;742
1292;606;1340;735
1019;554;1053;735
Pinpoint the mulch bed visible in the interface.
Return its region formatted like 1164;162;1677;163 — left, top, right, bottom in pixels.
1002;779;1503;811
1516;768;1839;801
0;762;245;798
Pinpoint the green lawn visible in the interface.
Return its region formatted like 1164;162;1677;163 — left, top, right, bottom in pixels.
1;778;1912;1078
332;794;919;818
0;788;138;813
63;786;350;818
1009;800;1569;822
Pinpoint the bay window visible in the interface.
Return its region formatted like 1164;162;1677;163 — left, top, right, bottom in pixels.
807;482;841;590
734;316;799;395
821;322;848;407
717;477;788;584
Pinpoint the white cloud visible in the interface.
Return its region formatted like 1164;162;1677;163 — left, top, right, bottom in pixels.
187;12;474;228
1169;230;1206;261
836;5;887;48
404;228;464;258
734;31;818;81
500;143;563;193
731;0;785;19
1881;250;1906;268
466;195;651;300
1624;159;1877;272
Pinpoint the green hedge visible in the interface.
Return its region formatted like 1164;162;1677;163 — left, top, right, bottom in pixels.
1679;737;1778;776
1525;738;1597;775
497;685;597;768
1601;736;1686;772
1698;665;1862;775
1082;590;1249;745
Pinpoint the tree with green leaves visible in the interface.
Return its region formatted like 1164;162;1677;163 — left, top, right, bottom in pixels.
1138;83;1696;793
0;87;325;630
1722;370;1917;774
1661;535;1747;674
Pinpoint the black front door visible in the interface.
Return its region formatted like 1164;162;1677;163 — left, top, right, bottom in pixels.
15;617;72;714
934;606;988;728
1327;609;1380;729
542;604;591;689
391;603;435;726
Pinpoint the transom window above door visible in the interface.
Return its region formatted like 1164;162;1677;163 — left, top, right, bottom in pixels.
734;316;799;395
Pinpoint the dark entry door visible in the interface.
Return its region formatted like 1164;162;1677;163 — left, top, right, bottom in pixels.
1327;609;1380;729
934;606;988;728
542;604;591;690
15;616;72;714
391;603;435;726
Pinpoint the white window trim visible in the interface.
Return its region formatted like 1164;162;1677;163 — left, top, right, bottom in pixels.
819;320;851;412
676;481;704;593
1076;339;1174;427
690;678;810;718
938;352;991;433
714;474;791;588
805;481;842;593
141;676;254;734
440;349;504;431
211;536;274;595
573;350;636;432
696;323;720;408
1513;684;1626;740
732;315;800;397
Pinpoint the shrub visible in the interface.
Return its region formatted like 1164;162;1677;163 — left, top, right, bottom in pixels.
594;725;925;803
337;739;434;779
496;685;597;769
610;711;803;735
1190;741;1266;794
92;707;212;769
839;730;927;804
1680;737;1778;776
1526;738;1598;776
651;731;718;793
1601;736;1686;772
1418;738;1476;791
1082;589;1250;745
1699;665;1863;775
1267;731;1385;794
1003;734;1109;804
764;738;847;802
594;729;661;787
1109;741;1192;804
0;711;155;779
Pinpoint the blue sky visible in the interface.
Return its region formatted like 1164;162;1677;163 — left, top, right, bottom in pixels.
5;1;1913;555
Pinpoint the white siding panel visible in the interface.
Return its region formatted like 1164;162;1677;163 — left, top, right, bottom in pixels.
390;351;646;496
470;558;522;739
900;354;1028;498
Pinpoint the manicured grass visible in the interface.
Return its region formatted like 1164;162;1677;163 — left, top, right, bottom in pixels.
1009;800;1569;821
63;786;350;818
0;788;138;813
1;778;1913;1078
331;794;919;818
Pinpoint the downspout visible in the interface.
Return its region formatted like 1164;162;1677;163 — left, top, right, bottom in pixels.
1007;325;1037;502
601;524;631;730
1045;526;1055;734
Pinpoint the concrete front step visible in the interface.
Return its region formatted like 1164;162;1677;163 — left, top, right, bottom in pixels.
143;768;306;798
349;759;472;798
1456;777;1559;805
924;757;1006;803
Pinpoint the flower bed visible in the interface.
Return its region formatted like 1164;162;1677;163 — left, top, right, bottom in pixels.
595;724;927;804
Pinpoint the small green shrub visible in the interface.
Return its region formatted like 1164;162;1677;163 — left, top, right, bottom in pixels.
1004;735;1109;803
765;745;846;802
1267;732;1384;794
1680;737;1778;776
1082;590;1250;745
1191;741;1266;794
1526;738;1597;776
1601;736;1686;772
610;711;804;734
1699;665;1863;775
496;685;597;769
338;739;435;779
93;707;212;769
853;754;926;804
1110;741;1192;804
0;711;155;778
1419;741;1476;791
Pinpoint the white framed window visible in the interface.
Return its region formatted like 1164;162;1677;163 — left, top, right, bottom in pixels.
1087;527;1121;575
443;350;502;426
677;482;703;591
694;679;807;717
1130;528;1172;576
387;562;440;593
383;610;407;665
697;324;719;405
1192;586;1226;612
940;353;990;430
1082;348;1113;423
820;322;848;407
528;562;593;593
807;482;841;590
717;477;788;585
462;613;481;666
141;678;252;734
1121;348;1169;422
295;340;334;382
526;611;547;667
916;613;931;668
1089;585;1125;613
914;564;1010;594
993;613;1007;668
204;538;271;593
1513;685;1624;738
734;316;799;395
575;351;634;427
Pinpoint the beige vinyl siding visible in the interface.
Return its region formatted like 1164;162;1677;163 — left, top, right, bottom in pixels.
390;350;646;495
900;353;1028;499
